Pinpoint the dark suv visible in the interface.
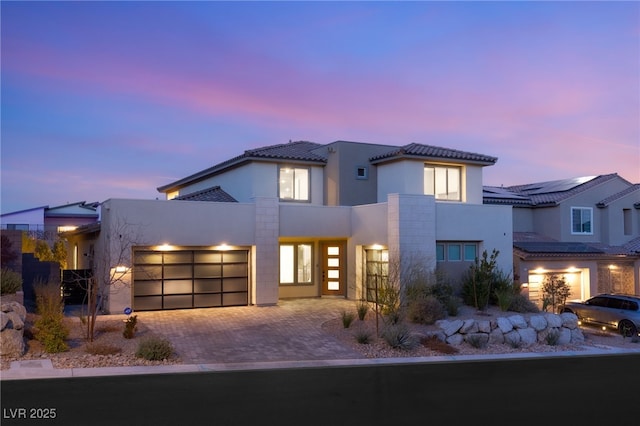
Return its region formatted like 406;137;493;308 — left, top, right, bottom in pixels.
563;294;640;337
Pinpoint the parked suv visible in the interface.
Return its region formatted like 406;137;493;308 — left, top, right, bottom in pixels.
563;294;640;337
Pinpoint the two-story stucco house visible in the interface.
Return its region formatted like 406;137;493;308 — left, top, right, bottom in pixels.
66;140;512;314
484;174;640;304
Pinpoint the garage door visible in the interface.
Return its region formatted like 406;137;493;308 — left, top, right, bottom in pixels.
132;249;249;311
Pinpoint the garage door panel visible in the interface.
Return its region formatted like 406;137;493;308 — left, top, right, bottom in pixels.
194;264;221;278
223;292;248;306
224;277;248;293
134;296;162;311
194;294;222;308
224;251;248;263
195;251;222;263
163;280;193;295
134;252;162;264
164;265;193;279
163;295;193;310
134;281;162;296
223;263;247;277
133;265;162;281
194;279;222;293
164;252;193;264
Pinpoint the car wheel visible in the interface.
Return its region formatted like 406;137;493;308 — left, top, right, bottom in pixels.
618;320;637;337
562;307;574;315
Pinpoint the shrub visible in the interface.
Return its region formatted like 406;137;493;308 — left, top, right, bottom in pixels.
542;274;571;313
341;310;355;328
407;295;446;325
494;287;514;312
33;280;68;353
135;336;174;361
34;316;69;353
356;300;368;321
86;343;122;355
445;297;461;316
461;249;513;310
1;268;23;295
545;329;560;346
123;315;138;339
382;323;418;350
508;294;540;313
354;329;372;344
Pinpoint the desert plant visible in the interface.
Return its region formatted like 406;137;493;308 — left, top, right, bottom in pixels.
1;235;19;267
86;343;122;355
33;280;69;353
123;315;138;339
445;296;462;316
461;249;501;310
508;294;540;313
354;329;372;344
34;239;54;262
341;310;355;328
494;287;514;312
406;295;447;325
545;329;560;346
356;300;368;320
1;268;23;295
135;336;174;361
541;274;571;313
381;323;418;350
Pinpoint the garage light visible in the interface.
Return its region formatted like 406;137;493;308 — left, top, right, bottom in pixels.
157;243;173;251
114;266;129;273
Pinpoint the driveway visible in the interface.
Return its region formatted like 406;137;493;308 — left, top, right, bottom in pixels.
136;298;363;364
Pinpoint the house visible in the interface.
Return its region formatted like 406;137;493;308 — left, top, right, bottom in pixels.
1;201;100;242
484;174;640;305
65;140;513;314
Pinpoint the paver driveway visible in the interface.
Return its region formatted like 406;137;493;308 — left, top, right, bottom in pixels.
136;298;365;364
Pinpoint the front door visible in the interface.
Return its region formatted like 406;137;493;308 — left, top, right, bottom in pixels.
321;242;346;296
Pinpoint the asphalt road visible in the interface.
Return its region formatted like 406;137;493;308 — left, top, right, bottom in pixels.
2;353;637;426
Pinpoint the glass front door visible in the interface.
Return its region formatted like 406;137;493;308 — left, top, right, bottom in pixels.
321;242;346;296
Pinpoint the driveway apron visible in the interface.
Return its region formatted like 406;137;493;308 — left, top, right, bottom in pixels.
136;298;364;364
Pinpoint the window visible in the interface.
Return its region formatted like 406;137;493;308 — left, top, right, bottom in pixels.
280;243;313;285
436;242;478;262
7;224;29;231
424;165;461;201
279;167;309;201
365;248;389;302
356;166;368;180
571;207;593;234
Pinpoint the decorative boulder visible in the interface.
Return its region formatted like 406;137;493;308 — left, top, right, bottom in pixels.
560;313;579;330
558;328;572;345
446;333;464;346
544;313;563;328
517;328;538;347
439;319;464;337
477;320;491;334
0;302;26;357
508;315;528;329
489;328;505;344
504;330;521;347
465;333;489;347
529;315;548;331
570;328;585;344
460;319;478;334
496;317;513;334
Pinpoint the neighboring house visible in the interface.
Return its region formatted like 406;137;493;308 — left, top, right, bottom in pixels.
65;140;513;314
0;201;100;246
484;174;640;305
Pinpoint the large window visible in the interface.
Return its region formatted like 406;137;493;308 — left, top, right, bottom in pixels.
571;207;593;234
279;167;309;201
365;248;389;302
436;242;477;262
424;165;461;201
280;243;313;285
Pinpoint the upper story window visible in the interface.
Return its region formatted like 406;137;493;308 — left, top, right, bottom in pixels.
279;167;309;201
571;207;593;235
424;165;461;201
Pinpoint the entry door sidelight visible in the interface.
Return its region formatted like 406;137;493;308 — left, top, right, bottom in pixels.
321;242;346;296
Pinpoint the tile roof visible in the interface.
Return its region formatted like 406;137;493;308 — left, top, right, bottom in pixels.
484;174;622;207
370;143;497;165
173;186;238;203
596;183;640;207
513;232;639;258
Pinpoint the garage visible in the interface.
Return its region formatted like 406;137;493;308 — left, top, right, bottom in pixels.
132;249;249;311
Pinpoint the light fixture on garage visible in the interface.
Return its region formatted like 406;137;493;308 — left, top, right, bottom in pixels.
114;265;129;273
157;243;173;251
217;243;231;251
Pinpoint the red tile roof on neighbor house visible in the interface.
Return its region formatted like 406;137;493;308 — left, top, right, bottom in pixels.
369;142;497;165
484;174;627;207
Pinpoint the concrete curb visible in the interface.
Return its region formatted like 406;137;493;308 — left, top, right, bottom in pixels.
2;345;638;381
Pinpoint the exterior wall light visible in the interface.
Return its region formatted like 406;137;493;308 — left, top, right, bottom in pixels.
114;266;129;273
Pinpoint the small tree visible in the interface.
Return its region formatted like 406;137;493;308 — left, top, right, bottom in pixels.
34;239;54;262
462;249;500;310
541;274;571;313
1;235;19;266
52;239;68;269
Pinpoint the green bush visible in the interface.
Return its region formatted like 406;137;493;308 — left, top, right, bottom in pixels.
545;329;560;346
34;316;69;353
494;287;514;312
382;323;418;350
445;297;461;316
407;295;446;325
341;310;355;328
0;268;22;295
356;300;368;321
461;249;502;310
135;336;174;361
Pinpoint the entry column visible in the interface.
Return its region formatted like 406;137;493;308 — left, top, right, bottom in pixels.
254;197;280;305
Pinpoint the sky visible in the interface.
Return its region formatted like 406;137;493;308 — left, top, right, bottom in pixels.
1;1;639;214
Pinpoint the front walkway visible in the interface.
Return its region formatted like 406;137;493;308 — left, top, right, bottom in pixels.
136;298;363;364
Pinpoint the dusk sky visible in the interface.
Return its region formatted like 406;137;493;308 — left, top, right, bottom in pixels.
1;1;639;214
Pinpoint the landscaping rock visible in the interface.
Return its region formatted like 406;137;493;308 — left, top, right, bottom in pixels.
558;328;572;345
489;328;505;344
465;333;489;347
439;319;464;337
560;313;579;329
517;327;537;347
0;302;26;357
496;317;513;333
529;315;547;331
446;333;464;346
504;330;521;347
0;328;25;357
477;320;491;334
544;313;562;328
570;328;585;344
508;315;527;329
460;319;478;334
